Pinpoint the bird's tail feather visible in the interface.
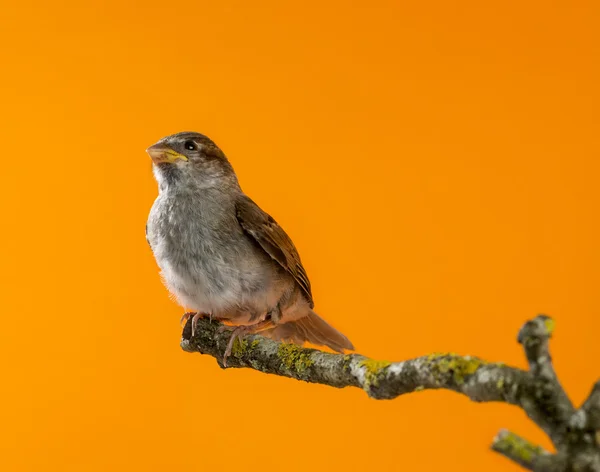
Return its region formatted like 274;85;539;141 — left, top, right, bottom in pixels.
264;310;354;353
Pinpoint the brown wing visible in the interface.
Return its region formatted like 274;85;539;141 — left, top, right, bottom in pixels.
235;195;314;308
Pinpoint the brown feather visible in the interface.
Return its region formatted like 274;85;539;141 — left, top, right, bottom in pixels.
264;310;354;353
235;195;314;307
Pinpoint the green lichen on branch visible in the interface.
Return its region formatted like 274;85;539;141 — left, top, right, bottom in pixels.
358;359;391;388
492;429;546;468
544;318;556;336
231;338;248;358
277;343;314;374
427;352;487;385
231;338;261;359
342;354;353;372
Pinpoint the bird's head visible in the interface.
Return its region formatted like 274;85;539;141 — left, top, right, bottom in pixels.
146;131;238;191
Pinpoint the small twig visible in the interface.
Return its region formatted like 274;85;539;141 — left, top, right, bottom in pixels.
492;429;550;471
517;315;558;381
517;316;575;447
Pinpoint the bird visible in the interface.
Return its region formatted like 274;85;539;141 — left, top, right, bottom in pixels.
145;131;354;365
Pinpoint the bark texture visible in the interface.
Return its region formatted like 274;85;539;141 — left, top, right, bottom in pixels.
181;315;600;471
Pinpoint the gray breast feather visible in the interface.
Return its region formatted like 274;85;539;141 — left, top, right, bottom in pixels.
147;191;283;316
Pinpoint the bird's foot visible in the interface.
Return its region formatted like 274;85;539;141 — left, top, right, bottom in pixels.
219;325;249;367
218;318;274;367
180;312;194;327
181;312;211;337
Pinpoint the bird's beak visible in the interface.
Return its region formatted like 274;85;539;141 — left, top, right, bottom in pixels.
146;143;189;164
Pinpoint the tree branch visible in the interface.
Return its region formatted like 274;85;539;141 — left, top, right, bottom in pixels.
181;315;600;471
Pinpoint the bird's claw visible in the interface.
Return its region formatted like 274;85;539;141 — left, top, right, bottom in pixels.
181;312;211;337
220;325;249;368
191;312;208;337
180;312;194;327
218;318;274;367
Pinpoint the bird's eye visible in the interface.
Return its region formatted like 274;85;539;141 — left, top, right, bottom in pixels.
184;141;197;151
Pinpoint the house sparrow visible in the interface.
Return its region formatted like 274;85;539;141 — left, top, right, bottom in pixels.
146;131;354;365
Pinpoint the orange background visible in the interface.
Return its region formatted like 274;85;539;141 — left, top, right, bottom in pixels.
1;1;599;470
